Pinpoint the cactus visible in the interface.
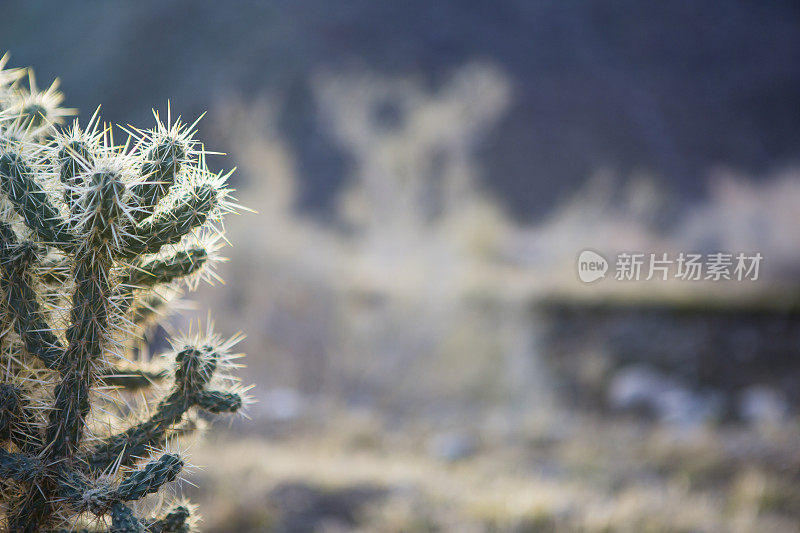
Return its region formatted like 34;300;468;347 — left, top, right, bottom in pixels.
0;53;247;532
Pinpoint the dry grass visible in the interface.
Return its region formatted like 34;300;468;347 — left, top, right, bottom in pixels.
181;411;800;532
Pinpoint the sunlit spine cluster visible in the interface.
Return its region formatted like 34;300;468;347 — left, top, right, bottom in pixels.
0;53;248;532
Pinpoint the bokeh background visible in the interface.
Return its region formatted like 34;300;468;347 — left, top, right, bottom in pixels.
4;1;800;531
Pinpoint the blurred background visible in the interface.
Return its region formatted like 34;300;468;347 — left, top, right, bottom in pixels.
4;1;800;531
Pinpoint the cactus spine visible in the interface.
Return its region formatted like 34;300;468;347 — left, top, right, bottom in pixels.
0;53;247;532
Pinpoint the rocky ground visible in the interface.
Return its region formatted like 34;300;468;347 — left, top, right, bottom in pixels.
181;408;800;532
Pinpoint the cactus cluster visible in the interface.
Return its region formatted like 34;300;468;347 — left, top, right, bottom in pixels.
0;54;247;531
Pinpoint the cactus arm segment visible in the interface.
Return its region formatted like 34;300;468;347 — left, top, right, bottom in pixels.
128;139;186;224
82;388;190;471
110;504;191;533
62;455;183;517
0;383;43;453
109;503;145;533
143;506;190;533
117;183;217;259
114;454;183;502
45;256;114;458
0;448;41;483
57;139;94;212
0;223;64;369
125;247;208;289
46;169;124;458
195;389;242;413
84;345;241;471
0;152;75;249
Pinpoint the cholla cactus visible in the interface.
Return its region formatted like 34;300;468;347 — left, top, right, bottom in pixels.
0;54;247;531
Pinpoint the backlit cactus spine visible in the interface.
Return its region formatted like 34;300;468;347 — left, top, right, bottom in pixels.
0;53;248;532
